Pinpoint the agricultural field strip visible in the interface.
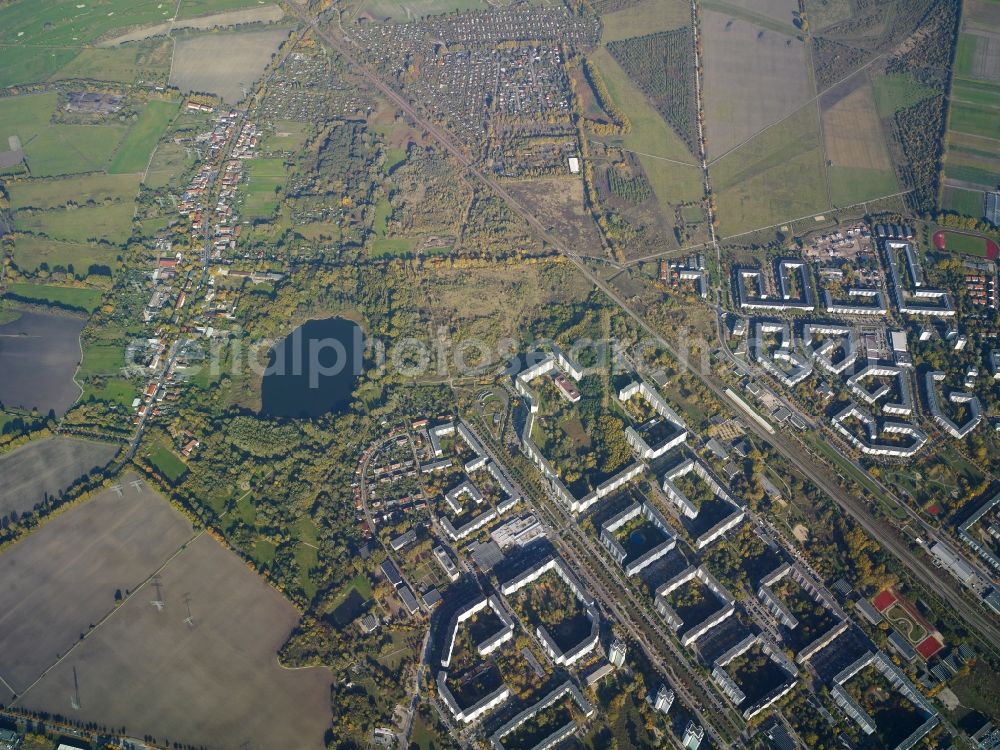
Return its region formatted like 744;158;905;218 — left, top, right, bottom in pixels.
707;51;892;167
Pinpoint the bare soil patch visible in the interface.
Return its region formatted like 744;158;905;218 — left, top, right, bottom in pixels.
0;436;119;519
504;177;604;255
0;310;85;417
169;28;291;103
19;533;332;750
0;475;194;693
702;11;811;159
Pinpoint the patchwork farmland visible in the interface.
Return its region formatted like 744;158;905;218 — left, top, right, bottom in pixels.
941;0;1000;215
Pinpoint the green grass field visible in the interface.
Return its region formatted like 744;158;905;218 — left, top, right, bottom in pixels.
5;281;104;312
144;139;195;188
82;377;136;406
711;102;828;235
9;173;140;210
942;186;984;216
109;100;180;174
242;158;286;218
950;101;1000;140
368;237;416;257
872;73;937;117
0;0;175;86
265;120;310;152
254;539;277;565
384;145;407;173
954;33;978;79
23;124;127;176
11;235;121;276
588;45;704;215
600;0;690;42
937;230;993;257
589;46;698;166
176;0;281;18
359;0;485;21
78;342;127;377
372;195;392;236
51;44;167;84
828;166;899;207
951;79;1000;108
15;202;135;245
0;92;58;144
149;444;188;483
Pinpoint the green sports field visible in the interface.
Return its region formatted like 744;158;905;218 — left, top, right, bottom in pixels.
241;158;287;218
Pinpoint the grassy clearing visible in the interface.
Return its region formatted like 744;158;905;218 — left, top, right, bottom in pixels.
177;0;279;18
23;124;127;176
0;92;58;144
942;185;984;216
5;282;103;312
600;0;690;43
828;166;899;206
15;202;135;244
109;99;180;174
51;39;173;84
803;0;852;30
11;235;120;275
78;341;127;377
144;139;195;188
872;73;938;117
368;236;416;257
372;194;392;236
589;46;698;165
0;0;175;86
149;444;188;482
241;157;286;218
9;173;140;209
265;119;310;152
81;377;136;406
711;102;828;235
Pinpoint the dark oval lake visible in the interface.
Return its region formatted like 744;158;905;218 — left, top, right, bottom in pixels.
260;317;363;418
